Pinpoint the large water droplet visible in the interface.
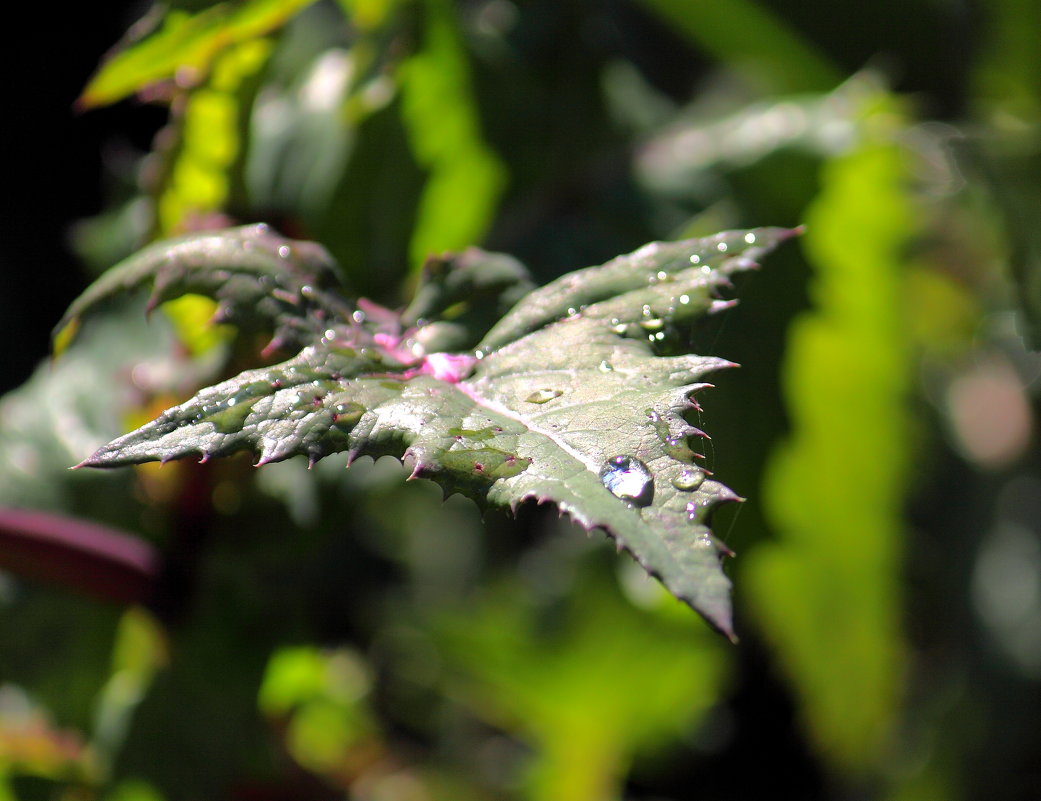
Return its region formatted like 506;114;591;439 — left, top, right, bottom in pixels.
525;388;563;404
599;455;654;506
672;468;705;491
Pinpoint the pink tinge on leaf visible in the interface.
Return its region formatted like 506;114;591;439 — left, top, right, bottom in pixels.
422;352;478;383
373;331;415;364
356;298;401;334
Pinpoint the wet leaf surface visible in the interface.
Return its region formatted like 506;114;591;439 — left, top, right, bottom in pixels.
64;225;796;637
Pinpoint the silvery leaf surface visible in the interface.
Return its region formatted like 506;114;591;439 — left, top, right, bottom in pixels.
67;226;796;637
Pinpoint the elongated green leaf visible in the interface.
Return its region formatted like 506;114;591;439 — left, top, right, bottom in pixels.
64;226;794;637
80;0;317;108
398;0;506;269
637;0;841;94
746;91;912;768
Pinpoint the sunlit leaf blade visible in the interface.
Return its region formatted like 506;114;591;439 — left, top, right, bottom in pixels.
746;91;912;767
54;224;348;354
67;227;795;637
480;227;795;351
79;0;318;108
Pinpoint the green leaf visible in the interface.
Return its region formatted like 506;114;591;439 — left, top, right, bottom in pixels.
400;247;536;351
54;224;348;356
435;564;726;801
80;0;318;108
398;0;506;269
636;0;842;95
745;89;913;769
64;226;795;637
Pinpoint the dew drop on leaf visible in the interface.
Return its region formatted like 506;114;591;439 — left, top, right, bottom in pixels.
525;388;563;404
672;468;705;491
599;455;654;506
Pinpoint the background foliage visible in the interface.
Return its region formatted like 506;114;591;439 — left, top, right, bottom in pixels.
2;1;1040;799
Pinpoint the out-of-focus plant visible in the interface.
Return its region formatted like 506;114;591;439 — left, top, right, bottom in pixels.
2;1;1040;800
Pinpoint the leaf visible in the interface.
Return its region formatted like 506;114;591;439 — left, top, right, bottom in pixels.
54;224;348;356
398;0;506;269
745;89;912;768
400;247;536;351
636;0;841;94
79;0;317;108
434;564;726;801
64;226;796;637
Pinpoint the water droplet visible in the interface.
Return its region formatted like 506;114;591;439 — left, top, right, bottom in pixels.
567;307;578;316
657;270;668;281
672;468;705;491
700;265;712;275
689;254;701;265
332;401;365;426
598;360;614;373
716;242;728;253
599;456;654;506
610;322;628;335
653;331;665;341
475;349;486;360
525;388;563;404
352;309;367;324
744;232;757;244
686;500;700;520
679;294;690;305
278;245;291;259
639;317;664;330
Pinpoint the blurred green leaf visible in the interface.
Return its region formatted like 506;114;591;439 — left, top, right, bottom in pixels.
398;0;506;269
637;0;842;94
745;88;914;773
155;38;271;234
437;561;725;801
103;778;166;801
258;646;376;778
80;0;318;108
